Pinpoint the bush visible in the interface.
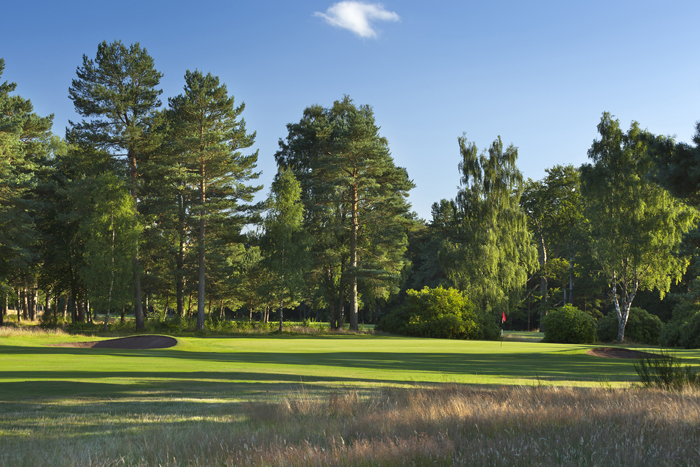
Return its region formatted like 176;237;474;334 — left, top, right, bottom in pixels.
542;304;597;344
377;286;495;340
596;307;662;344
635;349;700;390
659;277;700;348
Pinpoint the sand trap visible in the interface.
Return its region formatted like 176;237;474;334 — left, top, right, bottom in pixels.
50;335;177;349
586;347;665;359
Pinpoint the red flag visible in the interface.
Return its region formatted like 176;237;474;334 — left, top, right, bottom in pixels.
502;311;506;323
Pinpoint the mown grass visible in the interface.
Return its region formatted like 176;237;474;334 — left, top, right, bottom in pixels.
2;327;700;465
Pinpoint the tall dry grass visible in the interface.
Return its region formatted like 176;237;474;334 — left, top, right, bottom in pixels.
0;323;66;337
2;384;700;466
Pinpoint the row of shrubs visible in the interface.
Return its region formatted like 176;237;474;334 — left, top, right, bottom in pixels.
377;286;675;345
541;304;664;344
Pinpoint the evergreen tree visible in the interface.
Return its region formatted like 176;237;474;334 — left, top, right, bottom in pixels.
67;40;163;330
0;58;54;321
275;97;414;331
168;70;261;330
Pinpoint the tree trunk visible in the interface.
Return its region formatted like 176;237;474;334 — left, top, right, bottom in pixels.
349;182;359;332
59;295;67;320
326;268;338;330
129;146;145;331
176;189;187;318
76;287;85;323
612;271;638;342
30;286;37;321
538;238;548;333
20;288;27;320
568;250;574;304
68;296;76;324
44;291;50;321
197;175;206;331
121;306;126;324
187;291;193;317
279;298;284;332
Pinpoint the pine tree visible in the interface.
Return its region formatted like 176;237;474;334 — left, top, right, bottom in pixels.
67;40;163;330
275;96;414;331
0;58;54;319
168;70;261;330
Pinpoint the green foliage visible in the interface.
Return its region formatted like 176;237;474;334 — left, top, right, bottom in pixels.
596;307;662;344
79;172;138;316
542;304;597;344
521;165;582;309
440;134;537;319
168;69;261;330
377;286;497;340
635;349;700;390
275;96;414;330
260;168;311;329
0;58;54;280
659;278;700;348
581;113;698;341
652;120;700;206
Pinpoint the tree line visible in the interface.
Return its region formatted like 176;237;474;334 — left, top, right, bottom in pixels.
2;40;700;343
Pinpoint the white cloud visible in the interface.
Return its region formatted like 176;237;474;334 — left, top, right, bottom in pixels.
314;2;400;39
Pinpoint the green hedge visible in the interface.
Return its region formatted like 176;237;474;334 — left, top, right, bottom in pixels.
542;304;597;344
596;307;662;344
377;286;499;340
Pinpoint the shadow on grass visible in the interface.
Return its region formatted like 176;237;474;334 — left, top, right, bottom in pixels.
0;343;645;389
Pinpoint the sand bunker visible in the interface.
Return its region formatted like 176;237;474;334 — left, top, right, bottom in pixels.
586;347;665;359
50;335;177;349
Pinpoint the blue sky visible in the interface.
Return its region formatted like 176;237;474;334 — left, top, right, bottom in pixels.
2;0;699;220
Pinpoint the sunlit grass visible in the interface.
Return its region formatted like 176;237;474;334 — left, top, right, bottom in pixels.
3;331;700;465
2;385;700;466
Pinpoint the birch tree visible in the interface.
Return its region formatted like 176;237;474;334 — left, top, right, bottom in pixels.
440;134;537;318
581;113;697;341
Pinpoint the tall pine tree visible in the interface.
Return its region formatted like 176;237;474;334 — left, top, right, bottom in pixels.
68;40;163;329
168;70;260;330
275;96;414;330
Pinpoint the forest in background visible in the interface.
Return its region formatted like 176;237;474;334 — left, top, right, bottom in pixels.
3;40;700;345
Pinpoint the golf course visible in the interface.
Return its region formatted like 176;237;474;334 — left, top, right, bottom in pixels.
2;327;700;466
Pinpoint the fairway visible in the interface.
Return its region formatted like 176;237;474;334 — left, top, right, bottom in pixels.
4;332;699;401
3;331;700;466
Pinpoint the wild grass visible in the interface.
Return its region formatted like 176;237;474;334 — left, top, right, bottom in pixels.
0;323;67;337
635;349;700;390
1;384;699;466
28;312;376;338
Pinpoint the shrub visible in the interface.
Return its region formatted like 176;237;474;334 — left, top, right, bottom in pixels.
659;277;700;348
635;349;700;390
377;286;495;340
542;304;597;344
596;307;662;344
